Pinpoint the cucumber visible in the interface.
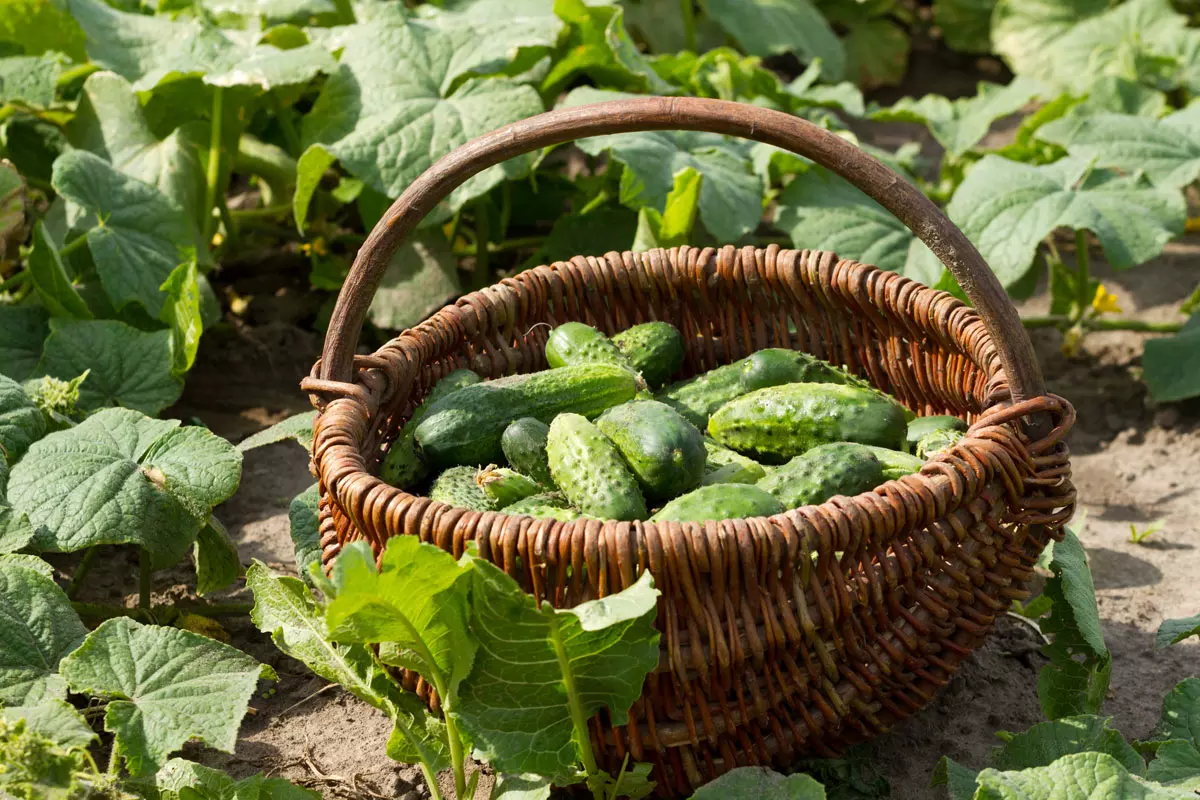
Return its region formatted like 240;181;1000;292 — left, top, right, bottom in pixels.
906;415;967;450
708;383;907;463
546;322;633;371
611;322;685;389
547;413;647;521
429;466;492;511
658;348;849;428
380;368;482;488
505;492;570;512
858;444;925;481
701;437;767;485
476;466;541;508
650;484;783;522
595;400;705;501
916;428;965;459
414;364;639;468
757;442;884;509
501;418;553;486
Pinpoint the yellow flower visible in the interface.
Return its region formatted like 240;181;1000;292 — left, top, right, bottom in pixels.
300;237;328;257
1091;284;1122;315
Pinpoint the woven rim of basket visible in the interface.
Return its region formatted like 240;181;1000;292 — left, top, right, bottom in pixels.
303;245;1077;573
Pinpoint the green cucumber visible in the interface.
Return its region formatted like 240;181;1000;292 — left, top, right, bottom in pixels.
414;364;639;468
595;400;705;501
380;368;482;488
547;413;647;521
611;322;685;389
476;466;541;508
429;466;492;511
546;322;633;371
858;445;925;481
650;484;783;522
906;415;967;450
505;492;571;512
740;348;844;392
501;418;553;486
757;442;884;509
916;428;965;458
701;437;767;485
708;383;907;463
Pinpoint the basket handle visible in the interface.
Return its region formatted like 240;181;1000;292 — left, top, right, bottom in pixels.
320;96;1046;408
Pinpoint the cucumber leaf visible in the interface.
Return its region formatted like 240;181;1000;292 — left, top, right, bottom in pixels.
286;484;321;584
0;700;97;750
6;408;241;568
1147;740;1200;788
974;752;1185;799
1157;612;1200;649
701;0;845;80
841;19;909;90
0;0;86;61
157;757;320;800
0;554;53;577
0;306;49;382
367;232;462;332
933;0;995;53
0;53;58;107
543;0;671;95
633;167;703;251
1037;527;1111;720
60;617;274;776
0;561;88;706
193;516;241;596
992;0;1107;81
159;259;204;377
300;9;543;211
454;559;659;781
0;373;45;464
689;766;826;798
931;756;979;800
237;411;317;454
36;319;182;415
1153;678;1200;747
415;0;567;80
27;222;92;320
990;715;1143;775
1144;315;1200;403
492;773;553;800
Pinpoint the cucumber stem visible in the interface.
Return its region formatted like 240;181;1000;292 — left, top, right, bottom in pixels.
548;613;604;799
67;546;100;599
1074;229;1090;322
202;87;225;243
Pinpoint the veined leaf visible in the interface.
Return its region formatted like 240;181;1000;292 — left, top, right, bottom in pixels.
1156;612;1200;649
0;53;58;107
415;0;567;80
0;561;88;706
7;407;241;568
37;319;182;415
934;0;995;53
0;554;53;577
292;145;335;234
455;559;659;781
931;756;979;800
159;260;204;377
27;222;92;320
543;0;671;95
301;10;543;210
60;617;274;776
0;0;86;62
990;715;1143;775
197;0;337;25
1154;678;1200;748
842;18;909;90
194;516;241;596
991;0;1111;84
870;77;1043;156
0;373;45;464
775;165;938;284
237;411;317;454
975;752;1187;799
246;561;453;770
689;766;826;798
1078;75;1167;117
287;484;321;584
0;306;49;382
0;159;24;266
0;699;97;750
493;773;554;800
700;0;845;80
633;167;703;251
368;232;462;332
1144;315;1200;403
156;757;320;800
1147;740;1200;788
1037;527;1111;719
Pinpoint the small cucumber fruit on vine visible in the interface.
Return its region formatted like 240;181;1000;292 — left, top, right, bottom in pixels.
595;400;706;501
611;322;685;389
757;442;884;509
500;417;553;487
429;465;492;511
547;413;647;521
380;368;481;488
650;484;783;522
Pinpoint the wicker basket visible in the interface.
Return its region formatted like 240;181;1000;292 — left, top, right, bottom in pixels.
302;97;1076;796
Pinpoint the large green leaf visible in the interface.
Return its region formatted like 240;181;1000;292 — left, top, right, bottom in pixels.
700;0;844;80
1157;612;1200;649
0;554;53;577
565;87;762;242
7;407;241;568
934;0;995;53
841;18;909;90
300;10;543;210
159;259;203;377
193;516;241;596
0;561;88;706
1038;104;1200;190
931;756;980;800
991;0;1109;83
774;166;937;284
990;715;1143;775
415;0;567;80
0;373;45;464
286;484;321;583
1144;315;1200;403
1038;527;1111;720
1154;678;1200;748
689;767;826;798
368;232;461;331
246;561;452;770
197;0;336;25
0;53;58;106
0;699;97;750
543;0;671;95
51;150;194;318
37;319;182;415
27;222;92;320
927;156;1184;287
60;617;273;776
156;758;320;800
870;77;1043;156
1147;741;1200;788
455;559;659;781
0;306;49;382
237;411;317;454
0;0;86;61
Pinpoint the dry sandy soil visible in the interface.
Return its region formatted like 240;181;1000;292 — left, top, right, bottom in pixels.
76;233;1191;798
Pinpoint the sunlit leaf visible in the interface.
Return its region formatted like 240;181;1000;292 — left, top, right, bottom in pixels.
0;560;87;706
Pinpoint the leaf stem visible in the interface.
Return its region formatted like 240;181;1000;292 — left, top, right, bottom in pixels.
419;762;445;800
228;204;293;221
577;190;609;216
202;86;225;243
1020;315;1184;333
107;744;120;775
547;614;604;799
59;235;90;259
0;270;29;294
680;0;696;51
1074;229;1089;323
472;198;491;289
138;550;152;610
56;63;100;89
271;94;303;158
452;235;546;257
67;546;101;599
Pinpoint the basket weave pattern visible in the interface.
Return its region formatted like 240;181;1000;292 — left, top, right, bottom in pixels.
305;244;1075;795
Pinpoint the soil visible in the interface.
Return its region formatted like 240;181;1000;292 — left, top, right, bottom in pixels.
77;231;1187;799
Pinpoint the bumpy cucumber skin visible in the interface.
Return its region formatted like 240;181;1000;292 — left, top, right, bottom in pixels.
380;369;482;488
429;466;493;511
611;322;685;389
504;504;582;521
701;437;767;485
906;415;967;449
546;322;632;370
500;417;553;486
505;492;570;512
650;484;784;522
739;349;845;392
414;364;639;468
757;442;884;509
595;400;705;501
476;466;541;508
547;413;647;521
916;428;965;458
708;383;907;463
858;444;925;480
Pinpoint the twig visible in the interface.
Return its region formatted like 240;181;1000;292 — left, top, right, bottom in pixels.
277;683;339;719
1005;611;1051;645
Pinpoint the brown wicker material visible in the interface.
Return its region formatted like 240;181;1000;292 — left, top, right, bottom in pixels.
302;99;1076;796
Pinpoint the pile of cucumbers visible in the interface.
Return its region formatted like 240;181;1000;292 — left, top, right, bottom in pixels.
380;321;968;523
